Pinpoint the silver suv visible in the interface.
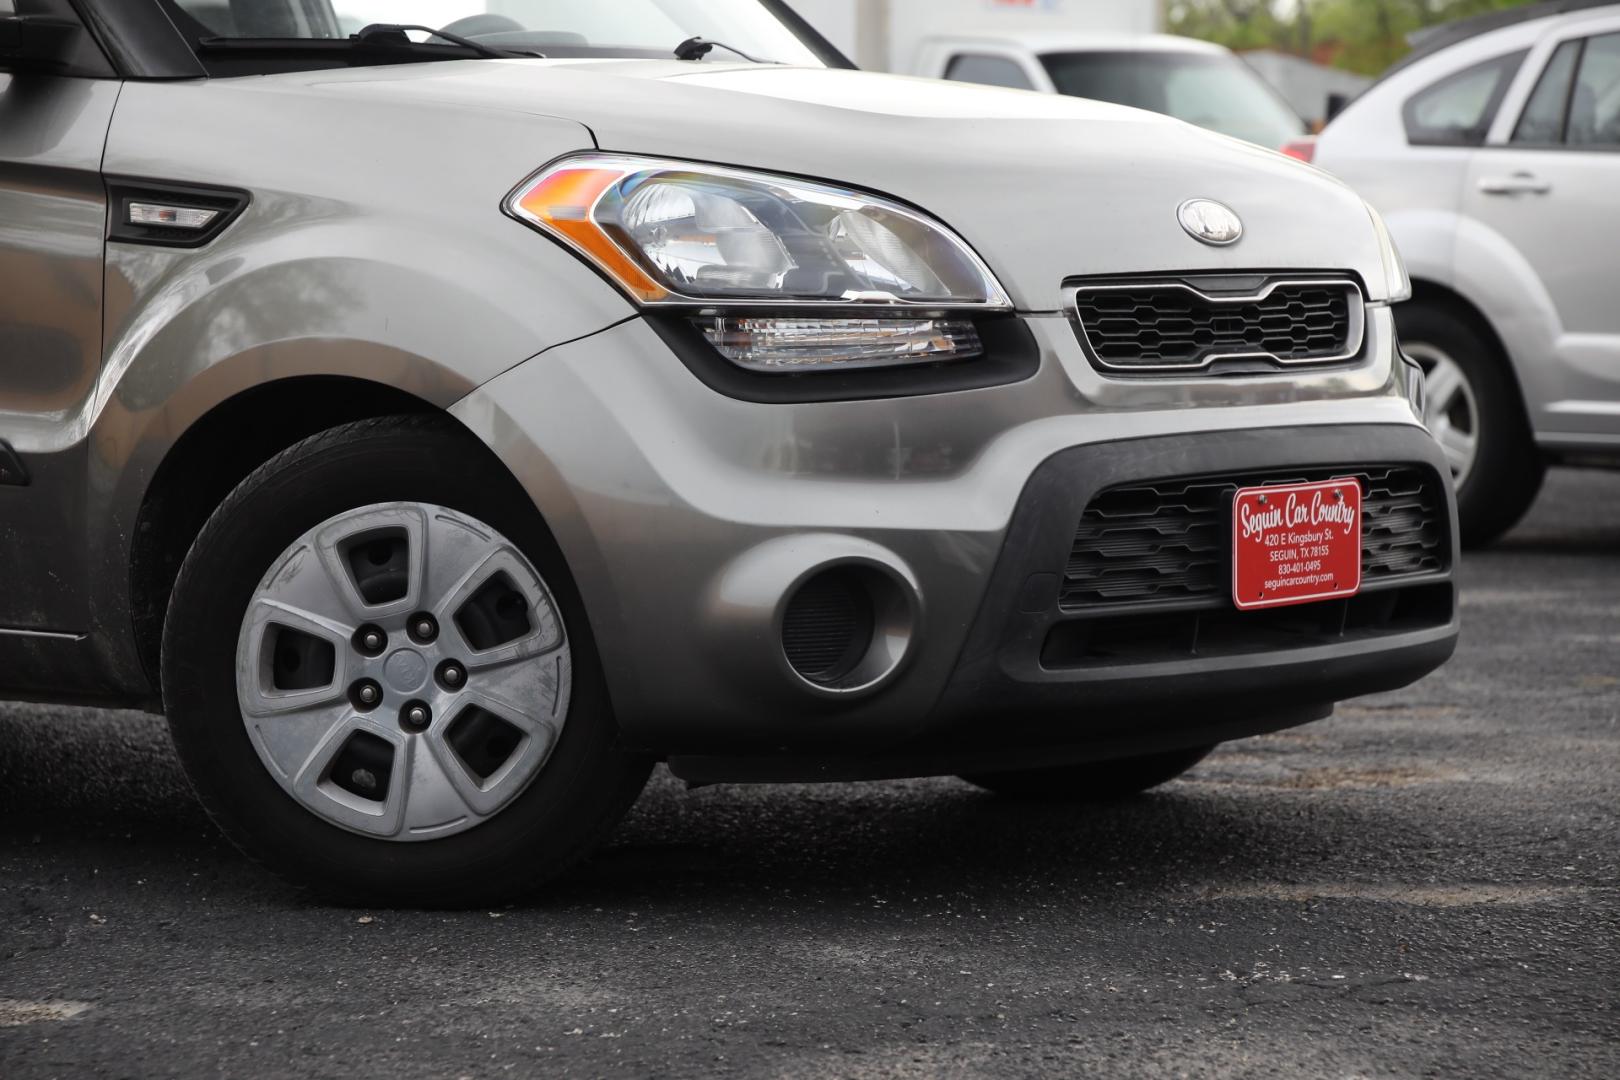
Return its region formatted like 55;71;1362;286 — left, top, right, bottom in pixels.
1315;0;1620;544
1;0;1456;904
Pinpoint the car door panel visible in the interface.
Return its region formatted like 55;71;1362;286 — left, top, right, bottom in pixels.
1466;26;1620;444
0;74;119;638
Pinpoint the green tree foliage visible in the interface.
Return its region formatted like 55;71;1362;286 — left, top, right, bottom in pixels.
1167;0;1541;75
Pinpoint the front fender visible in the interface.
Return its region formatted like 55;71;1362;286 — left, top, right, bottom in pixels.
79;222;631;697
1449;213;1562;421
1383;204;1558;421
1378;206;1462;292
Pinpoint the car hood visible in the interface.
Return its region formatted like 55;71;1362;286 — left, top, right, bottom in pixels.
257;59;1392;311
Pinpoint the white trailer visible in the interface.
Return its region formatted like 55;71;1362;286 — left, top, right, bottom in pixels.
788;0;1161;72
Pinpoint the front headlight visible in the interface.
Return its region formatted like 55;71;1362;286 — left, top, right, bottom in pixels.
507;154;1009;308
505;155;1010;373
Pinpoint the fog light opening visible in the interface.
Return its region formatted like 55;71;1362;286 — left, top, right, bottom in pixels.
780;563;915;695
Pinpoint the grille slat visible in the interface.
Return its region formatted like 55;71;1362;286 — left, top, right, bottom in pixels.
1061;466;1448;611
1072;278;1360;373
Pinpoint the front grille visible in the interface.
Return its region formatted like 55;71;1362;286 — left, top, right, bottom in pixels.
1061;465;1448;612
1070;276;1361;373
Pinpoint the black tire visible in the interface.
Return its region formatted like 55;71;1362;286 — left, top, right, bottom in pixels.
960;745;1214;802
1396;300;1544;547
162;415;652;906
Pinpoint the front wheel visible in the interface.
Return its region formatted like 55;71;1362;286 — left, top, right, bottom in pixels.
1396;301;1544;547
163;416;651;906
961;745;1214;801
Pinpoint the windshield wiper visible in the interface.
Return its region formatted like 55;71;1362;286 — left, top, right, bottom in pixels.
673;36;775;64
350;24;539;59
197;23;542;62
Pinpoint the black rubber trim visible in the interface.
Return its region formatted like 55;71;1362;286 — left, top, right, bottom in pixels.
668;704;1334;784
644;311;1040;404
757;0;856;69
74;0;205;78
105;178;250;248
0;10;110;77
0;440;28;486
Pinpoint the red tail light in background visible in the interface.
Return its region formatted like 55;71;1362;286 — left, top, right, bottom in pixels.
1280;138;1318;164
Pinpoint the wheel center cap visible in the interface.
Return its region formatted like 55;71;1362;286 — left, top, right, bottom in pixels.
383;648;429;693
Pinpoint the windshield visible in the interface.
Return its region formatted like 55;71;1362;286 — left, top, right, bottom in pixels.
166;0;831;65
1040;50;1306;148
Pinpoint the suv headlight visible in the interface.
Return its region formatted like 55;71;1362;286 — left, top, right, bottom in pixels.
505;155;1011;372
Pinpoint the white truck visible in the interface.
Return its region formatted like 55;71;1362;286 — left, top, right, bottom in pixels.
790;0;1310;151
787;0;1160;70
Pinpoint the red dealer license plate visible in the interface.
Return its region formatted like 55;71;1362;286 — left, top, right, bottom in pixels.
1232;478;1363;611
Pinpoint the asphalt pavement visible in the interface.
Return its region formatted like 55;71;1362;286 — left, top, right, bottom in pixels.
1;468;1617;1079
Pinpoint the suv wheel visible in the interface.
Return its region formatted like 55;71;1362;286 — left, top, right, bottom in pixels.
961;745;1213;801
1396;301;1544;546
163;416;651;906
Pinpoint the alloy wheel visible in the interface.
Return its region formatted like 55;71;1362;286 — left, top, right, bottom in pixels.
1406;341;1480;489
234;502;571;841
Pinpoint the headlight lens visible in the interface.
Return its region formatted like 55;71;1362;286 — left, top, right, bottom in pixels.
698;316;983;372
506;155;1011;309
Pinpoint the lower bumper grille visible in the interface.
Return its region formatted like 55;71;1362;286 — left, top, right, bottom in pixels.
1062;464;1448;612
1043;583;1454;669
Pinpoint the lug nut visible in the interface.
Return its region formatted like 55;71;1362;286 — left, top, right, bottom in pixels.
437;660;466;690
400;700;432;733
354;624;387;656
350;679;383;712
408;612;439;644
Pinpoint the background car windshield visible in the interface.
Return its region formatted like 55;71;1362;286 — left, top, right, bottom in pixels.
1041;50;1307;146
172;0;827;64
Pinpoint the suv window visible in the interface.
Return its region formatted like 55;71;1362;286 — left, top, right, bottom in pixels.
945;54;1034;91
1570;32;1620;146
1040;50;1305;146
1513;39;1580;144
1510;32;1620;147
1403;50;1526;146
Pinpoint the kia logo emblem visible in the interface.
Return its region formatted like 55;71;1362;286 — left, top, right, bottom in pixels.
1178;199;1243;247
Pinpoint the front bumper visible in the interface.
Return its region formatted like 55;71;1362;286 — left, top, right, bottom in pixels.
451;309;1456;777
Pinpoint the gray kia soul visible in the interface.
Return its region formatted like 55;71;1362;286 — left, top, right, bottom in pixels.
1;0;1457;903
